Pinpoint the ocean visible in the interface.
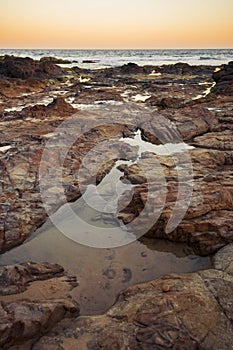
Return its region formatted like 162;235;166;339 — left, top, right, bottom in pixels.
0;48;232;69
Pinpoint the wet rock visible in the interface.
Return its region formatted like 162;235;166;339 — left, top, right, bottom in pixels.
0;298;79;349
157;62;214;76
40;57;72;64
118;149;233;255
73;88;123;104
33;247;233;349
146;96;184;108
212;61;233;95
0;55;62;80
0;262;64;296
0;55;64;97
117;62;148;75
19;96;76;119
0;262;79;349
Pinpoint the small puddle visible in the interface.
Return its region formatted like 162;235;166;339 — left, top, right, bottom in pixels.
0;130;210;315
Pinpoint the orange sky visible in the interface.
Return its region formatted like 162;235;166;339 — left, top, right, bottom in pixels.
0;0;233;49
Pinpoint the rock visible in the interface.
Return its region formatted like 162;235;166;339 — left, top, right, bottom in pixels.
40;57;72;64
0;262;64;296
0;55;62;80
192;130;233;150
118;148;233;255
33;246;233;349
212;61;233;95
0;262;79;349
146;96;184;108
213;243;233;275
118;62;148;75
0;55;64;97
19;97;76;119
82;60;99;64
0;298;79;349
73;88;123;104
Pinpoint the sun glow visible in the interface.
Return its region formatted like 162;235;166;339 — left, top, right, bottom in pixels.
0;0;232;48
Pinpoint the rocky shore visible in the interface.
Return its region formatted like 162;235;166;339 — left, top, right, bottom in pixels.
0;55;233;348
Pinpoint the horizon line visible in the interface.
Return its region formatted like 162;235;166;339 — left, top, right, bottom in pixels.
0;47;233;50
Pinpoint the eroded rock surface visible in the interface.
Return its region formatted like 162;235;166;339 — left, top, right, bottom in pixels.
31;244;233;350
0;55;233;349
118;148;233;255
0;262;79;349
0;56;232;255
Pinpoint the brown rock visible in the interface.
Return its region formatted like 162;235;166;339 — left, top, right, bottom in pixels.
118;148;233;255
20;96;76;119
0;262;64;296
33;248;233;349
0;298;79;349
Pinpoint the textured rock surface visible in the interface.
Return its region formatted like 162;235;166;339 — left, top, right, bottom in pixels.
0;56;232;255
31;245;233;350
0;55;233;349
0;299;79;349
0;262;79;349
212;61;233;95
0;262;65;296
118;148;233;255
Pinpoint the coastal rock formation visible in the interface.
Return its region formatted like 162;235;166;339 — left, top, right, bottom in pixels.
0;262;65;296
0;55;233;349
0;55;63;97
212;61;233;95
0;299;79;349
0;56;232;255
0;55;62;80
31;244;233;350
72;87;123;104
118;148;233;255
19;96;77;119
0;262;79;349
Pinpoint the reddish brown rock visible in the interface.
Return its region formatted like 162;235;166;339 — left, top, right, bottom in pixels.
146;96;184;108
0;262;65;296
73;88;123;104
118;149;233;255
20;96;76;119
32;245;233;350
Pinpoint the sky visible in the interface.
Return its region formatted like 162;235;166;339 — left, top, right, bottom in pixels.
0;0;233;49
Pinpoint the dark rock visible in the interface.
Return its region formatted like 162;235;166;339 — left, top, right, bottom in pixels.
118;62;148;75
212;61;233;95
146;96;184;108
82;60;99;64
0;55;62;80
40;57;72;64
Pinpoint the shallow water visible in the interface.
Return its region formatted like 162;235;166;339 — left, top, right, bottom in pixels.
0;223;211;315
0;131;210;315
